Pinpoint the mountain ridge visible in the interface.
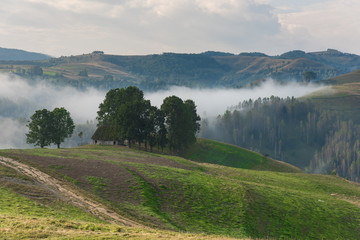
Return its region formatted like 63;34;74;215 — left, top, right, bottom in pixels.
0;48;359;90
0;47;51;61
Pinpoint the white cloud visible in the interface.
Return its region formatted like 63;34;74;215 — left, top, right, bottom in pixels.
28;0;118;15
0;0;359;56
277;0;360;53
0;0;279;56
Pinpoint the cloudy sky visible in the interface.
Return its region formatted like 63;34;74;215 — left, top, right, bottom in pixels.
1;0;359;57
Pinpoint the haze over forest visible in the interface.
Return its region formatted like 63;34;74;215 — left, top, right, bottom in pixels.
0;72;325;149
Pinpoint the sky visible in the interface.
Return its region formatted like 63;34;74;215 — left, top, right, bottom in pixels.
0;0;359;57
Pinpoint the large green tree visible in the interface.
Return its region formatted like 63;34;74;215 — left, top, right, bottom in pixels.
26;109;53;148
161;96;201;152
97;86;150;147
52;107;75;148
26;107;75;148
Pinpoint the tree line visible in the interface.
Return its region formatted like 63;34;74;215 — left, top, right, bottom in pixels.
200;96;360;181
96;86;200;152
26;86;200;153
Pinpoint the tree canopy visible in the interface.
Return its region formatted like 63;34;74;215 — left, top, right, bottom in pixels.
96;86;200;152
161;96;201;152
26;107;75;148
26;109;53;148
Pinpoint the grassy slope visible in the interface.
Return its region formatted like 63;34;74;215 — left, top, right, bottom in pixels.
0;155;235;240
182;138;301;173
1;143;360;239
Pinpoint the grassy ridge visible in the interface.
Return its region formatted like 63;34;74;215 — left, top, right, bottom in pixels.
1;141;360;239
183;138;301;173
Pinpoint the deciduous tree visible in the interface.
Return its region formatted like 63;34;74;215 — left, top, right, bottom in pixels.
26;108;75;148
52;107;75;148
26;109;53;148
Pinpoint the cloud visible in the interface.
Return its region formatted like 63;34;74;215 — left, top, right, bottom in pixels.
0;0;280;56
1;0;360;56
277;0;360;53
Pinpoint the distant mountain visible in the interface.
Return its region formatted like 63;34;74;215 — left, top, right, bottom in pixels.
278;48;360;72
1;49;360;90
0;47;50;61
321;68;360;85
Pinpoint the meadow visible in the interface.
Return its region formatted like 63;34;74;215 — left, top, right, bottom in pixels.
1;139;359;239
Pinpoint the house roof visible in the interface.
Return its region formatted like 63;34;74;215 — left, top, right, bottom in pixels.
91;125;119;141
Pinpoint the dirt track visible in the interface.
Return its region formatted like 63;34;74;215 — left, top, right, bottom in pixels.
0;156;141;227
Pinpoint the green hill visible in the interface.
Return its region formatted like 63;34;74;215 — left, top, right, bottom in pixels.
182;138;301;173
1;142;360;239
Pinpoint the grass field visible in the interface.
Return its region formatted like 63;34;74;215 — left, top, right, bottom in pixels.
1;139;360;239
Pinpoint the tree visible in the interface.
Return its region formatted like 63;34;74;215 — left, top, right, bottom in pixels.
26;107;75;148
154;108;167;152
161;96;200;152
28;66;43;76
184;99;201;144
146;106;167;152
97;86;150;147
303;71;317;83
26;109;53;148
51;107;75;148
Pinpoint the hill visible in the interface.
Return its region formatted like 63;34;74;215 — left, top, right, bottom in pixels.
308;69;360;123
182;138;301;173
0;49;360;90
198;71;360;182
1;142;360;239
0;47;50;61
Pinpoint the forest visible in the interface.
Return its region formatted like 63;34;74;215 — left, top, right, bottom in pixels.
200;96;360;181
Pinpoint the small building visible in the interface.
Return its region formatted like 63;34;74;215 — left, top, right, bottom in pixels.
91;125;126;146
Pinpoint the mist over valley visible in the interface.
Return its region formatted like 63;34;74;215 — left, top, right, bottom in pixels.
0;72;326;149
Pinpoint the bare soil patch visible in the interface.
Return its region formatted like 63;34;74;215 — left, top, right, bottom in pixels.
0;156;142;227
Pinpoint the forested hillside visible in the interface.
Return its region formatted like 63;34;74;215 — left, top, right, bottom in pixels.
200;96;360;182
1;49;360;90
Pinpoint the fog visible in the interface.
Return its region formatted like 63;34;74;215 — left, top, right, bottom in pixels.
0;73;105;122
0;73;327;149
0;117;29;149
145;79;327;118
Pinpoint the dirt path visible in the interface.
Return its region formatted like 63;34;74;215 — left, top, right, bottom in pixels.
0;156;142;227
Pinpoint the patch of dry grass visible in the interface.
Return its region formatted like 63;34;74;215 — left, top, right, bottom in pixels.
0;214;239;240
